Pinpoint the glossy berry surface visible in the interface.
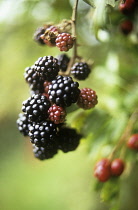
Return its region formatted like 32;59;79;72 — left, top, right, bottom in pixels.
127;134;138;150
48;104;66;124
16;113;32;136
119;0;136;15
34;56;59;82
120;20;133;35
48;75;80;107
22;94;51;122
94;159;111;182
111;159;125;176
24;66;45;93
33;142;58;160
71;62;91;80
56;33;74;52
77;88;98;110
29;121;58;147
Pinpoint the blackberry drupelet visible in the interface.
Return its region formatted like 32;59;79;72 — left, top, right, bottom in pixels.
48;75;80;107
33;26;46;45
56;33;74;51
57;54;70;72
34;56;59;82
77;88;98;109
22;94;51;122
57;127;82;153
16;113;32;136
29;120;58;146
24;66;45;93
48;104;66;124
71;62;91;80
33;142;58;160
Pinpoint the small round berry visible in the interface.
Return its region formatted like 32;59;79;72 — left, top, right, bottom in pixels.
34;56;60;82
48;104;66;124
16;113;32;136
94;159;111;182
120;20;133;35
119;0;136;15
111;159;125;176
71;62;91;80
127;134;138;150
29;121;58;147
57;54;70;72
48;75;80;107
22;94;51;122
33;26;46;45
77;88;98;110
56;33;74;52
57;127;82;153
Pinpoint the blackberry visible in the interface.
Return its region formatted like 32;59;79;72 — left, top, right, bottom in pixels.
56;33;74;52
71;62;91;80
34;56;59;82
77;88;98;110
33;26;46;45
57;127;82;153
29;120;58;147
48;75;80;107
43;81;51;98
48;104;66;124
22;94;51;122
33;142;58;160
24;66;45;93
41;25;59;46
16;113;32;136
57;54;70;72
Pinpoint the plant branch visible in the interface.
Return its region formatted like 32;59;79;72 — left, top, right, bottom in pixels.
64;0;79;76
108;109;138;160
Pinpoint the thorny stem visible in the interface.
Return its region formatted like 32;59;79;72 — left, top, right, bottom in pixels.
108;109;138;161
64;0;79;76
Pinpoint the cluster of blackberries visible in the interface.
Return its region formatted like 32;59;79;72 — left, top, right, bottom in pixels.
17;55;98;160
34;24;75;52
118;0;138;35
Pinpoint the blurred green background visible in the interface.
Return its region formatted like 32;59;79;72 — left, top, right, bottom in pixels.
0;0;138;210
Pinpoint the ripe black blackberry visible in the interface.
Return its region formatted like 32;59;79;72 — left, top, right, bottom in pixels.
24;66;45;93
56;33;74;51
77;88;98;110
29;120;58;147
16;113;32;136
48;75;80;107
71;62;91;80
57;127;82;153
33;141;58;160
34;56;59;82
48;104;66;124
57;54;70;72
22;94;51;122
33;26;46;45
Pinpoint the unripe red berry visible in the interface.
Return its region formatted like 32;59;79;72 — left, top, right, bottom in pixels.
120;20;133;35
111;159;125;176
119;0;136;15
127;134;138;150
94;159;111;182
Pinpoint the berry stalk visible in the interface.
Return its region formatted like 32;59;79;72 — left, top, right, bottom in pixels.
65;0;79;76
108;109;138;161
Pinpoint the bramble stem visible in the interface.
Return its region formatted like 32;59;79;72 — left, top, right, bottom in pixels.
64;0;79;76
108;109;138;161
